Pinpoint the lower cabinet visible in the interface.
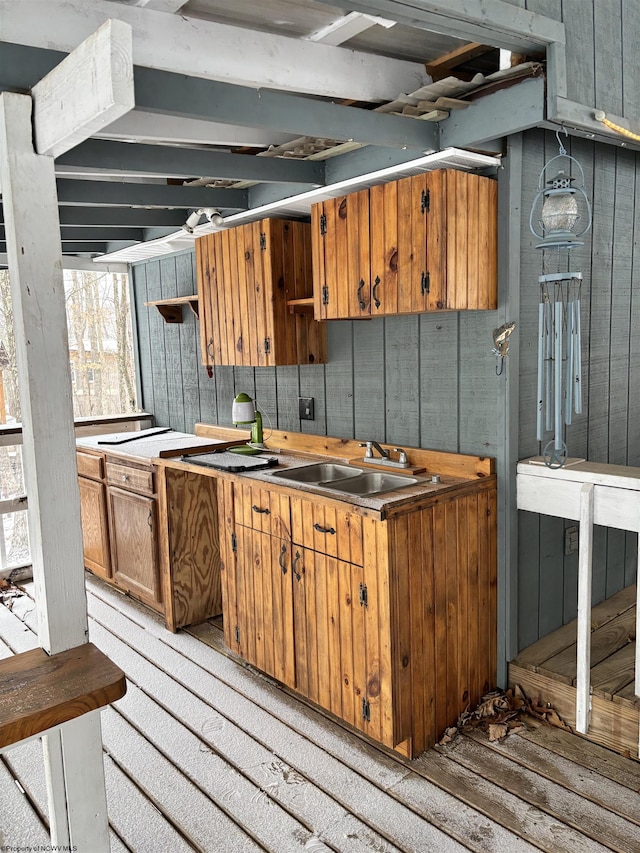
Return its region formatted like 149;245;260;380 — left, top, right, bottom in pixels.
78;474;111;579
107;485;162;612
220;477;497;759
79;452;225;630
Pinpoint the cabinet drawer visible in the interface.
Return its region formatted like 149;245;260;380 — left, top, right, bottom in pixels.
290;496;363;566
233;481;290;538
76;451;103;481
106;461;154;495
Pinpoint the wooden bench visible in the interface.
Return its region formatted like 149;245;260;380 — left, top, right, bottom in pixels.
0;643;126;750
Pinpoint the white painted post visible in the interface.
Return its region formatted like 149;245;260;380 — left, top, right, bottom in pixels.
0;91;111;852
576;482;594;734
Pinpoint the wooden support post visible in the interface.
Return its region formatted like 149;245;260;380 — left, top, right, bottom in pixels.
576;482;594;734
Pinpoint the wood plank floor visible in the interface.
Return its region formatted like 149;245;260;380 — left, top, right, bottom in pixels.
0;576;639;852
509;584;640;760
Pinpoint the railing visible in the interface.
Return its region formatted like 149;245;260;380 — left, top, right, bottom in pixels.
0;414;152;579
517;457;640;753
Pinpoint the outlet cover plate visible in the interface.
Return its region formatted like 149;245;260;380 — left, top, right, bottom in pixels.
299;396;315;420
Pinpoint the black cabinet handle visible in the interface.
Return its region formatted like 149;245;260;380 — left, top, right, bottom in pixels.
372;276;381;309
314;523;336;535
207;338;215;358
292;550;302;581
357;279;366;310
252;505;270;515
278;544;288;575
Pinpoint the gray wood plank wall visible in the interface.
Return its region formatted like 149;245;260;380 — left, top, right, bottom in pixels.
502;0;636;121
131;259;500;457
517;129;640;652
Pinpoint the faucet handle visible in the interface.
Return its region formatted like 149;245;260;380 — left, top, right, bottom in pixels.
359;441;373;458
393;447;408;465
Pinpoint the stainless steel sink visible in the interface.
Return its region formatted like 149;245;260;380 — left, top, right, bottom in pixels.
271;463;419;496
270;462;361;484
325;471;419;496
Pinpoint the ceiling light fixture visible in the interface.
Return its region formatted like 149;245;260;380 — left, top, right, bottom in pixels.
181;207;225;233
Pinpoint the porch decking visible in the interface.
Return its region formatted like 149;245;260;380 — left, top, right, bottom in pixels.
509;584;640;760
1;578;639;852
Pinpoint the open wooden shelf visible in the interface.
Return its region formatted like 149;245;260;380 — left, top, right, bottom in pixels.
0;642;126;749
145;296;199;323
286;297;314;315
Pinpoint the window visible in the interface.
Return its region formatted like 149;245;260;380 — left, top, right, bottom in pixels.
0;267;139;573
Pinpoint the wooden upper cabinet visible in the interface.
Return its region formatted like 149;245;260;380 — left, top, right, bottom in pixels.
312;169;497;319
195;218;327;367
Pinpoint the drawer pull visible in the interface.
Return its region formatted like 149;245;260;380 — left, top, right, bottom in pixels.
278;544;288;575
314;523;336;535
252;505;270;515
122;474;129;482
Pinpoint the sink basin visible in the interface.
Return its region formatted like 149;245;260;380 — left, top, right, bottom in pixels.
271;463;419;497
325;471;419;496
270;462;361;484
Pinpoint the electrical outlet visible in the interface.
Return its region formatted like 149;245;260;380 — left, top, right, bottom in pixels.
298;396;315;420
565;525;579;556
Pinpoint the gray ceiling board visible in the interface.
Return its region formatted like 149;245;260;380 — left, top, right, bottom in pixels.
440;76;545;149
56;140;326;185
133;67;438;151
55;208;187;228
55;179;248;211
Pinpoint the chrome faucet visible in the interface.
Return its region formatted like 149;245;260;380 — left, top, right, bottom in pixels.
359;441;410;468
359;441;389;460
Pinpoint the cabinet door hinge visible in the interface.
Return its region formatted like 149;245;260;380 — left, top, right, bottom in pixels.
362;697;371;722
231;532;237;553
322;285;329;306
421;188;430;214
264;337;271;354
235;625;240;643
359;582;368;608
259;233;267;250
320;213;327;236
421;271;430;295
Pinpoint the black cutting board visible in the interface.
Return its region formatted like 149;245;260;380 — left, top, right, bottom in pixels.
183;451;279;472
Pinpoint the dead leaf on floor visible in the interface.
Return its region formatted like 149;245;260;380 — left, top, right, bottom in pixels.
488;722;509;741
438;684;570;745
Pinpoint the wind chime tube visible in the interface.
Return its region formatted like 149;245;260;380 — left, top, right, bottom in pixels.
545;300;553;432
573;299;583;413
537;301;545;441
554;301;563;450
565;298;574;425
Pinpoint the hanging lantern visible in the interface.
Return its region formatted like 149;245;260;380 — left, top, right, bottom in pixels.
530;131;592;468
529;154;592;250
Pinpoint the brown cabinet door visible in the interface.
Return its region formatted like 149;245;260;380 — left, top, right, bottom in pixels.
234;527;295;687
290;494;363;565
195;233;217;367
78;476;111;579
107;486;162;611
233;480;291;539
312;192;370;320
292;546;390;739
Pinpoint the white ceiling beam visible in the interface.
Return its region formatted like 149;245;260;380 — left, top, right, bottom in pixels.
100;110;294;148
31;18;134;157
307;11;396;46
0;0;427;102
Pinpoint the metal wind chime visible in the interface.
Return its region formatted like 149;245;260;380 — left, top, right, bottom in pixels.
529;131;592;468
